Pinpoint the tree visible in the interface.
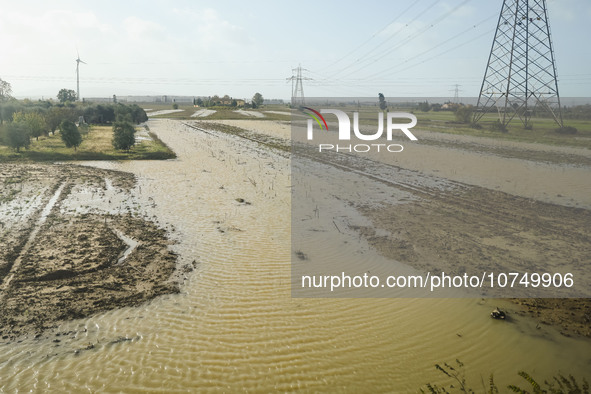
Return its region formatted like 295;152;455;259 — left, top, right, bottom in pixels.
418;101;431;112
0;102;20;125
46;107;75;134
97;104;116;123
252;92;264;108
378;93;387;112
129;104;148;124
12;111;47;140
112;121;135;152
59;120;82;150
57;88;77;103
0;78;12;102
5;122;30;152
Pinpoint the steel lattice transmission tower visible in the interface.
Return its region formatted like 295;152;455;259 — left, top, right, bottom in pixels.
473;0;563;128
287;65;311;106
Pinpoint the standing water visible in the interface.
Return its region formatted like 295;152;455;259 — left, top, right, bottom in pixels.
0;119;589;392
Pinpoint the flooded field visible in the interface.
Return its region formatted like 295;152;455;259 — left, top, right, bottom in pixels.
0;118;590;391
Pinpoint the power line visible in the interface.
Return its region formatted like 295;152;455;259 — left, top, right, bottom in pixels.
329;0;442;79
361;26;495;82
336;0;473;81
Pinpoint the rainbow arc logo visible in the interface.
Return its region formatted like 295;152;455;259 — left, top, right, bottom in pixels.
301;107;328;132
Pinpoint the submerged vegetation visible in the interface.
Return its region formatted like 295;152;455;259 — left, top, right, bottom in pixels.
422;360;590;393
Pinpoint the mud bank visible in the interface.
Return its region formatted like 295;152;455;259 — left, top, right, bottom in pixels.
0;163;179;339
356;193;591;338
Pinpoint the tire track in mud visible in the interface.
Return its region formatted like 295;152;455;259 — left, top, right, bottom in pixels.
0;181;67;298
0;164;180;339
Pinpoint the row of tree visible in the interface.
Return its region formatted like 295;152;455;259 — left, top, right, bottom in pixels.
0;100;147;127
0;84;148;153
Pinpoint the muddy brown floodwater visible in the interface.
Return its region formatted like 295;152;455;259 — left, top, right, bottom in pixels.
0;119;590;392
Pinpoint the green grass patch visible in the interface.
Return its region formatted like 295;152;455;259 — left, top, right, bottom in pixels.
0;125;176;162
323;106;591;149
416;111;591;149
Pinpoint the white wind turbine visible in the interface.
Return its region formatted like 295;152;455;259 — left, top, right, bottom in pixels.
76;51;86;101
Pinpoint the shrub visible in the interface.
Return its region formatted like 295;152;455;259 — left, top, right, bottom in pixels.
555;126;578;135
454;105;473;123
490;120;508;133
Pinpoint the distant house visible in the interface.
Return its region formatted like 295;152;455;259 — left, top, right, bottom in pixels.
219;98;245;107
263;99;285;105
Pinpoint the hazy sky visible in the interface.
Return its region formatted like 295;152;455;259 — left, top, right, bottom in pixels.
1;0;590;101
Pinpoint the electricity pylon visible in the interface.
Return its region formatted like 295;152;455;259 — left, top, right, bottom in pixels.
451;84;461;104
287;65;311;106
473;0;563;128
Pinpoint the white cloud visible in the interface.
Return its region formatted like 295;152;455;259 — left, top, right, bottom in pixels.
171;7;252;51
124;16;165;41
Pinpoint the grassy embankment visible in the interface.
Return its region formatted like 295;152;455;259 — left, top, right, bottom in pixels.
0;125;176;162
413;110;591;149
347;106;591;149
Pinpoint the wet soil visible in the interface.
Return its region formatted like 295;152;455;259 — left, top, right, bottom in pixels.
356;190;591;338
0;163;179;340
285;121;591;338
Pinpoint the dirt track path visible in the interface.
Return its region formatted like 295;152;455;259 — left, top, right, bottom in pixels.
0;182;66;296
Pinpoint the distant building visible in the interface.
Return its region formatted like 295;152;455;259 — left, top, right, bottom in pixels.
263;99;285;105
